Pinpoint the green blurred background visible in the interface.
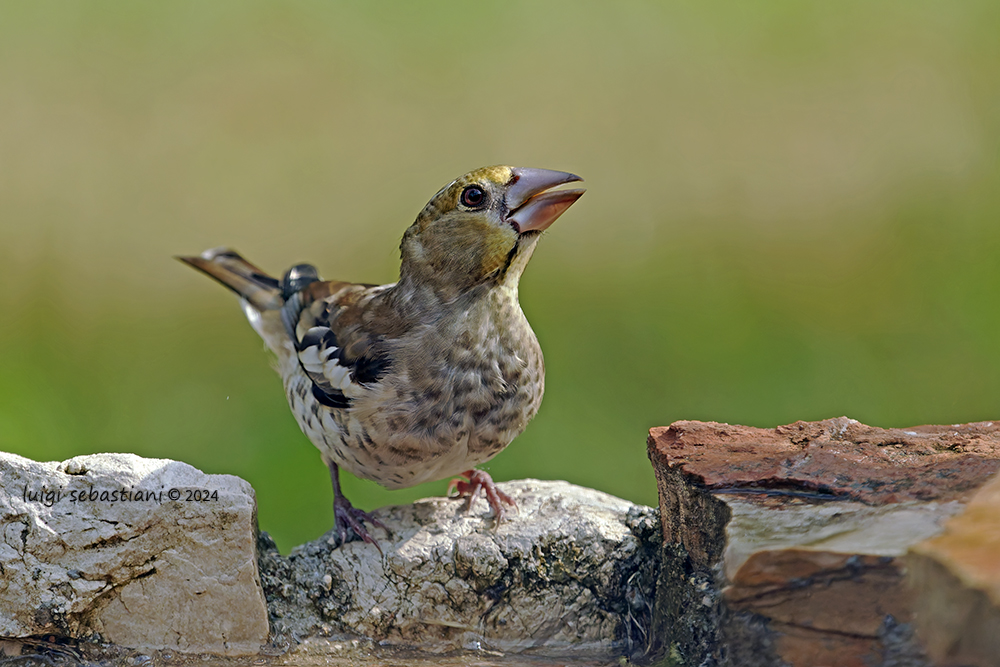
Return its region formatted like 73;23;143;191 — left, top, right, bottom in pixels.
2;1;999;552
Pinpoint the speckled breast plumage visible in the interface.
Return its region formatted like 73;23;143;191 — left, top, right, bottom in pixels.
252;281;544;490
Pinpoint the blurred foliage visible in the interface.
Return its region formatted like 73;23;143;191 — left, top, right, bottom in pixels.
1;0;999;552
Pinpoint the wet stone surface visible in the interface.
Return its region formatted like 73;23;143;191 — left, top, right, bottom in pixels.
0;635;629;667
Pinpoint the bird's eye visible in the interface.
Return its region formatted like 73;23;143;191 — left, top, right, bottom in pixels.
460;185;487;208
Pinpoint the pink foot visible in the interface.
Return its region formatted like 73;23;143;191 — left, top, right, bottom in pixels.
447;469;517;520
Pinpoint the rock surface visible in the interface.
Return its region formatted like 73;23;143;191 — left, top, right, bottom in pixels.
908;469;1000;667
0;452;267;656
647;417;1000;667
259;479;660;660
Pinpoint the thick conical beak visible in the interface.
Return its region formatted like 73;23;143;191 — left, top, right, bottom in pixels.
506;168;585;234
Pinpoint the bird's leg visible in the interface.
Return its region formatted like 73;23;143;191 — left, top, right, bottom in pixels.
447;469;517;520
327;459;386;552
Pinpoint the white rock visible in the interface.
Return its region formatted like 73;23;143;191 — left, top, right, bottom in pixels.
261;479;660;659
0;452;267;656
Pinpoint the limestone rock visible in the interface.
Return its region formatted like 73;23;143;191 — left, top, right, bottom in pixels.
0;452;268;656
260;479;660;660
647;417;1000;667
908;470;1000;667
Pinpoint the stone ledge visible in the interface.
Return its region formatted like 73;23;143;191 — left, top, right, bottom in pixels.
0;452;659;663
261;479;660;660
0;452;267;656
908;469;1000;667
647;416;1000;667
13;416;997;665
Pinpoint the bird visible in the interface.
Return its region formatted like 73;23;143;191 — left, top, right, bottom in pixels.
178;165;584;548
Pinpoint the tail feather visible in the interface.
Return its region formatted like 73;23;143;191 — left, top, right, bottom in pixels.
177;248;284;311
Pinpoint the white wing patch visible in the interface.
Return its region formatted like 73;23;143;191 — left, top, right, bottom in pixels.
297;326;364;397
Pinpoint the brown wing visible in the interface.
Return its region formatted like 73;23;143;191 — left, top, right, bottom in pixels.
281;275;393;410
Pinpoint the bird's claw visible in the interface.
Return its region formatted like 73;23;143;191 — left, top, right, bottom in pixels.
447;469;517;521
333;495;387;554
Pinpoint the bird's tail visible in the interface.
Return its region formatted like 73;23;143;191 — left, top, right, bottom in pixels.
177;248;284;311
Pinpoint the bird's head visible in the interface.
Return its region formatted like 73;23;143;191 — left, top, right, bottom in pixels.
399;165;584;299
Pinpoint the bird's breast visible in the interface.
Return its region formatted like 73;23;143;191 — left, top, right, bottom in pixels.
282;289;546;489
377;295;544;466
